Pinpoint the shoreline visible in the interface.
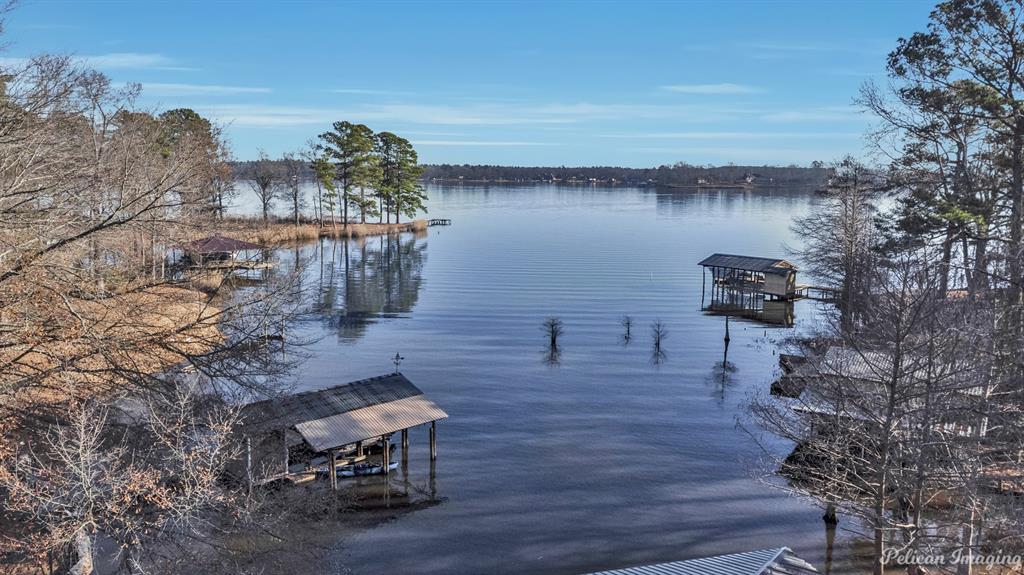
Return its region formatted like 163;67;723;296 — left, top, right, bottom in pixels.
216;218;428;246
426;179;807;190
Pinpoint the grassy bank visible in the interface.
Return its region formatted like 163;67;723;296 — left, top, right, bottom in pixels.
215;218;428;245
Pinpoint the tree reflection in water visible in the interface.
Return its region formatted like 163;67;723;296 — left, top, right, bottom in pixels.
314;233;426;342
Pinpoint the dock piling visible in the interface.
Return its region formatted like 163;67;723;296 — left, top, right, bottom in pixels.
329;449;338;491
429;421;437;461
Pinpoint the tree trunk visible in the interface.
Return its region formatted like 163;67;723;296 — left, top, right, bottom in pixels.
873;485;887;575
1011;118;1023;305
973;236;988;294
961;233;972;293
939;225;954;296
316;183;324;228
343;187;349;230
70;529;94;575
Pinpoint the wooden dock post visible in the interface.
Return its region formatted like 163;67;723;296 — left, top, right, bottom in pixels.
329;449;338;491
382;436;391;475
356;441;363;457
401;429;409;465
429;459;437;500
701;266;706;307
429;420;437;461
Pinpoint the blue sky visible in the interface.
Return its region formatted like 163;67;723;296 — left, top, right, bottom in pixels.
6;1;934;166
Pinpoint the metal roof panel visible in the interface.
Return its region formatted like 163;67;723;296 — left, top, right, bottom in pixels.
295;394;448;452
240;373;424;433
583;548;818;575
698;253;797;274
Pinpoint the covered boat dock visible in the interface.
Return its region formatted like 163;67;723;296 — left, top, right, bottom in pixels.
184;234;269;269
699;253;798;299
239;373;447;489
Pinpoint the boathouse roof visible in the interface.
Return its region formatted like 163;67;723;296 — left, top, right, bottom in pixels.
584;547;818;575
187;234;263;255
240;373;447;452
699;253;797;274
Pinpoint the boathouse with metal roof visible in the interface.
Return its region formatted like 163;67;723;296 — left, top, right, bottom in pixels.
699;253;798;298
239;373;447;488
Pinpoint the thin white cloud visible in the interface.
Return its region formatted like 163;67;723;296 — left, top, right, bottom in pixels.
742;40;891;57
413;140;556;147
825;67;880;77
0;56;28;68
0;52;196;71
761;106;861;123
402;130;468;137
142;83;271;96
631;145;848;164
746;41;835;52
330;88;407;95
195;105;330;127
20;23;76;31
661;83;763;95
599;131;859;140
85;53;195;71
196;101;750;128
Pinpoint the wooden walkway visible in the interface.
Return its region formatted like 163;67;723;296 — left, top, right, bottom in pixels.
200;260;274;271
794;284;838;301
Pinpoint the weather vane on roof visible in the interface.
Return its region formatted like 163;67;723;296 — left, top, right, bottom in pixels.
392;352;404;374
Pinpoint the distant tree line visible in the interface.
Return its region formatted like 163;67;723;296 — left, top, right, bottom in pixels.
420;162;830;187
236;161;831;188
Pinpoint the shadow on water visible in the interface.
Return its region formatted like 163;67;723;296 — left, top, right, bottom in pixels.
311;233;426;342
345;459;446;513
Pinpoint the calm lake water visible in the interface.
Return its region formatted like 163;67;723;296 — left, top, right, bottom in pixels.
258;184;851;574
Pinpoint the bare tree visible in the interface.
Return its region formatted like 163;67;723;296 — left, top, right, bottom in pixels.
282;152;305;227
749;250;1017;574
0;36;307;574
209;133;237;220
651;319;667;351
249;150;281;223
1;383;241;575
543;316;564;348
621;315;633;343
790;156;881;328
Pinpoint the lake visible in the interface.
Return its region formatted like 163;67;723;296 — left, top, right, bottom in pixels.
256;184;851;574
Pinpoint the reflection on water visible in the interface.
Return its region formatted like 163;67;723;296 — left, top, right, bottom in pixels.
310;234;426;342
702;281;796;327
